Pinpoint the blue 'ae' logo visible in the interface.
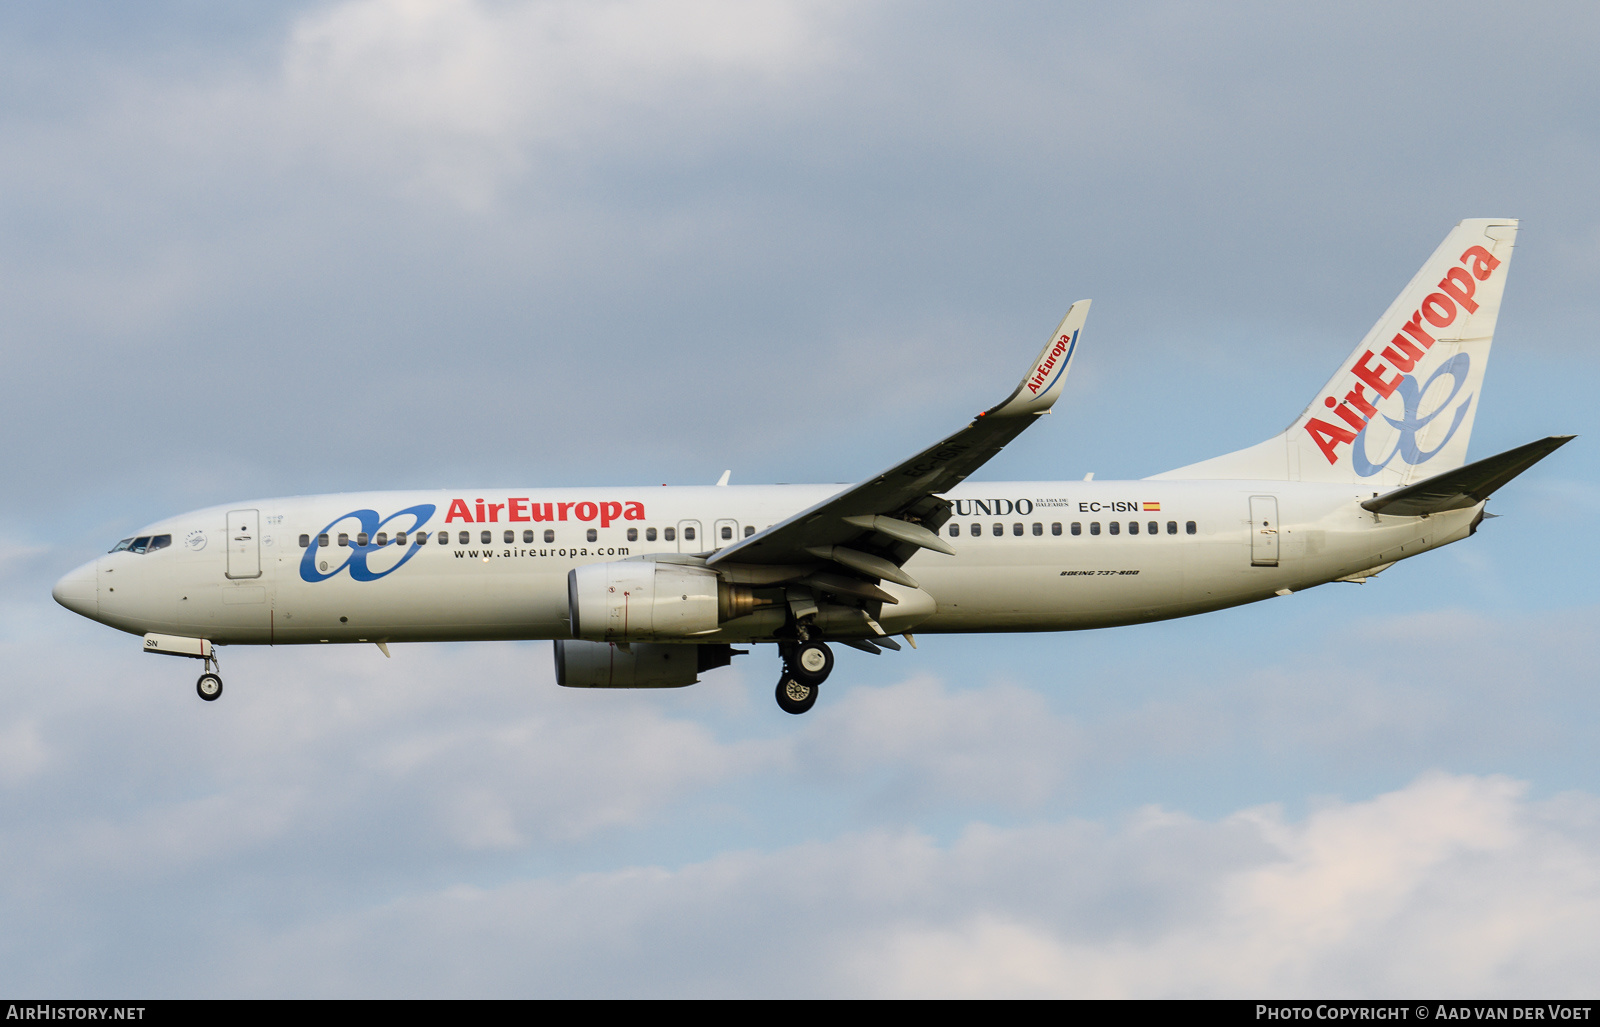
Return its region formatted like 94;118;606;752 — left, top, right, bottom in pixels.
1352;354;1473;478
300;504;436;582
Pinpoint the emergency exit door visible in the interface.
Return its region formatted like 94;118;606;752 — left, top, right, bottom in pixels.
1249;496;1279;567
226;509;261;579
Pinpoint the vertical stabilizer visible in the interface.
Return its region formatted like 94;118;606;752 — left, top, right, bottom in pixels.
1152;219;1517;484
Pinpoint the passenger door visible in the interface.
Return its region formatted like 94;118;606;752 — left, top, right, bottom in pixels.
226;509;262;579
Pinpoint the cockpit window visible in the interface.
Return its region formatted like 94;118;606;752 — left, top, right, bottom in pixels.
148;534;171;551
129;536;153;553
109;538;133;553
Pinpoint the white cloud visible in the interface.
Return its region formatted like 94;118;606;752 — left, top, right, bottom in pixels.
0;541;50;582
198;773;1600;996
281;0;844;205
860;774;1600;997
799;674;1082;809
0;719;49;787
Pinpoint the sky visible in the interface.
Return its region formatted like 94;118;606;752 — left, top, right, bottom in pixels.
3;0;1599;998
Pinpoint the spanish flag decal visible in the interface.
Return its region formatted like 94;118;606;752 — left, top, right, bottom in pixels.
1142;502;1161;512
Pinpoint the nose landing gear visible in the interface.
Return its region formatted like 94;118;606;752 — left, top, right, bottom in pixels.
195;654;223;702
775;640;833;715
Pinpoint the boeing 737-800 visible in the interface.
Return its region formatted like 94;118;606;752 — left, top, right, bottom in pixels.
52;219;1569;713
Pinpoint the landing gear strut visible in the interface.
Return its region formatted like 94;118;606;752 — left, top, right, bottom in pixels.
195;654;223;702
775;640;833;715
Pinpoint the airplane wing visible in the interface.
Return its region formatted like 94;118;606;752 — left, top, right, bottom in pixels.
1360;435;1574;516
707;301;1090;606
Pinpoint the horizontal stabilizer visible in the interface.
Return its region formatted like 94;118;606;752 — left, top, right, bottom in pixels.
1361;435;1573;516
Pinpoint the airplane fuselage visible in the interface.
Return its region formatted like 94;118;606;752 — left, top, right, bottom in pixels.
60;479;1476;647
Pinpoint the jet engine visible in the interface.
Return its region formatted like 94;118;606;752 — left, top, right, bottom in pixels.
567;561;769;642
554;639;740;688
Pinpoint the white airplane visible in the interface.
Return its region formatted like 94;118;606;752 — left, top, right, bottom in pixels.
53;218;1569;714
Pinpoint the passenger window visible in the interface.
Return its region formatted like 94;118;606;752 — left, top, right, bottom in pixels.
480;531;491;545
948;523;959;538
375;532;387;546
1128;521;1139;535
395;532;407;546
1070;522;1081;536
1109;522;1120;535
436;532;447;545
721;525;733;540
1167;521;1177;535
1186;521;1197;535
1148;522;1158;536
357;533;370;546
992;523;1003;537
665;527;676;542
1051;522;1062;536
544;529;555;543
524;530;535;543
299;534;310;548
504;530;514;544
745;525;755;537
646;527;657;542
338;533;349;547
318;533;329;548
684;526;696;541
627;528;638;542
417;532;428;545
459;531;470;544
586;528;597;542
1013;523;1023;536
970;523;980;537
1032;523;1042;536
1089;522;1100;536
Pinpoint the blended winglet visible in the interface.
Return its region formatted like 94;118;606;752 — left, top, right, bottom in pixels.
987;300;1090;418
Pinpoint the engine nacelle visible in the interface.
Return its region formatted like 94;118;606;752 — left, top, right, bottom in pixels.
554;639;738;688
568;561;769;641
568;561;716;640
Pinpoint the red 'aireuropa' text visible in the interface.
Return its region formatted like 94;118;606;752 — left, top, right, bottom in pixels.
1304;244;1501;464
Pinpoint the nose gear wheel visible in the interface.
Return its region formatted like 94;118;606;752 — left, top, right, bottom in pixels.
195;652;223;702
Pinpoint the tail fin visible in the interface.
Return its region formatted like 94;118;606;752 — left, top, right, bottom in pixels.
1152;218;1518;484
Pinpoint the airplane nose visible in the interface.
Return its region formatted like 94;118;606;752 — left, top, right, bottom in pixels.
52;559;99;619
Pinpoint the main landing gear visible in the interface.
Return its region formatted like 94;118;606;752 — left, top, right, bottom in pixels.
195;654;223;702
775;640;833;715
